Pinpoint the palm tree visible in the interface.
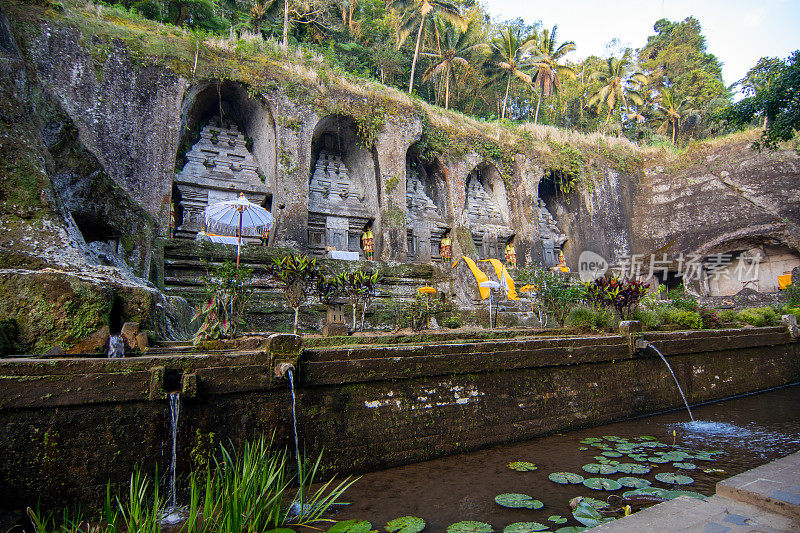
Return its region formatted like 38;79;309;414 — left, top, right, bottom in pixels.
655;87;693;144
586;51;648;125
528;25;576;124
391;0;465;95
484;26;538;120
421;18;488;110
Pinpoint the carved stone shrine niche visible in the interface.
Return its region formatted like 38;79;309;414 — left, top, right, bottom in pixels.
537;173;568;267
465;162;512;259
173;117;271;240
406;155;448;262
307;116;378;256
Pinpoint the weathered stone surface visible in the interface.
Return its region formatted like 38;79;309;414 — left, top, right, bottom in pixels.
68;325;111;355
323;323;349;336
120;322;139;349
135;332;149;351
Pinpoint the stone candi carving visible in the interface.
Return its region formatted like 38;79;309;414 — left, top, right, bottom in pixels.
406;165;448;261
309;149;368;216
173;118;270;238
537;198;567;266
467;176;504;225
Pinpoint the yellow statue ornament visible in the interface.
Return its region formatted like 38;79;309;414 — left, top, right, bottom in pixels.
362;228;374;261
504;242;516;269
440;234;452;263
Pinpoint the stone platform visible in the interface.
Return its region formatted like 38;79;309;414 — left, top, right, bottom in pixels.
591;450;800;532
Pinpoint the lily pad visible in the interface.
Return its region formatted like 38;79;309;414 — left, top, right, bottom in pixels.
636;435;659;441
548;472;584;485
647;456;670;463
548;516;567;525
572;501;615;528
582;498;608;509
601;451;623;457
703;468;726;474
555;528;587;533
386;517;426;533
616;477;651;488
502;523;548;533
582;463;617;475
655;473;694;485
622;488;671;499
495;493;543;509
583;478;622;491
508;461;538;472
447;522;493;533
615;463;650;475
628;454;649;462
580;438;603;444
578;447;588;451
329;521;373;533
673;462;696;470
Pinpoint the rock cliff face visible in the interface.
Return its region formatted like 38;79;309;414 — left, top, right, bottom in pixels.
1;0;799;350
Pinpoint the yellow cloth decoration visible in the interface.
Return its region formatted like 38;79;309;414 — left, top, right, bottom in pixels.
452;256;490;300
479;258;519;300
778;274;792;290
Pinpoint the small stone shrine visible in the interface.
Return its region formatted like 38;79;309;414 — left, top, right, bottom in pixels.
307;135;374;255
173;118;271;239
536;198;568;266
406;165;448;262
466;174;513;259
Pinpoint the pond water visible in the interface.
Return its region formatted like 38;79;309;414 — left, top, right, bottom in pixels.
329;384;800;532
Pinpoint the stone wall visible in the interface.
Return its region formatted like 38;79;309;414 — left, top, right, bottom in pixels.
1;327;798;512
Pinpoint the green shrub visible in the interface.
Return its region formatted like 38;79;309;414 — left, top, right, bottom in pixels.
698;305;723;329
567;306;614;332
783;281;800;307
717;309;738;324
667;284;698;312
632;308;662;330
659;306;703;329
782;307;800;322
736;308;765;327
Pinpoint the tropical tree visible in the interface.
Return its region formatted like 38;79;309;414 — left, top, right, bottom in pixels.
655;86;693;144
528;25;576;124
391;0;465;94
484;25;538;120
422;18;488;109
587;51;648;125
268;254;322;334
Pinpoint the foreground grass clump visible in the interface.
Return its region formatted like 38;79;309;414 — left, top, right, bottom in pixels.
28;436;357;532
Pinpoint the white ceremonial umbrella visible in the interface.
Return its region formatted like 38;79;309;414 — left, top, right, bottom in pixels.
480;280;501;329
204;194;274;267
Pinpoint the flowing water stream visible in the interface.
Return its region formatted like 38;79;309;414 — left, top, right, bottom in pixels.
167;392;180;510
647;342;695;422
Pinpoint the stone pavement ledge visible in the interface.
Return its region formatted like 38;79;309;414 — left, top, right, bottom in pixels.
589;450;800;532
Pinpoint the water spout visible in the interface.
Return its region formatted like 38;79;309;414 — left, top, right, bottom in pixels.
167;392;180;509
286;368;302;478
108;335;124;358
637;339;695;422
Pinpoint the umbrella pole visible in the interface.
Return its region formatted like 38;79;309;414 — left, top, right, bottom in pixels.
237;210;242;268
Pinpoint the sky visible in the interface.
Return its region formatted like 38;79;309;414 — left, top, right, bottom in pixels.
483;0;800;97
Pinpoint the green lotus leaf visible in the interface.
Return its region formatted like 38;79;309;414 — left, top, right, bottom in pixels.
572;501;615;528
583;478;622;491
615;463;651;475
655;473;694;485
508;461;538;472
386;517;426;533
581;497;609;509
328;521;373;533
636;435;659;441
495;493;543;509
447;522;493;533
548;472;584;485
580;438;603;444
638;441;661;448
555;528;587;533
602;436;624;441
601;451;623;457
673;462;696;470
582;463;617;475
628;454;649;462
703;468;725;474
622;488;670;499
502;523;548;533
647;456;669;463
547;516;567;524
616;477;651;488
